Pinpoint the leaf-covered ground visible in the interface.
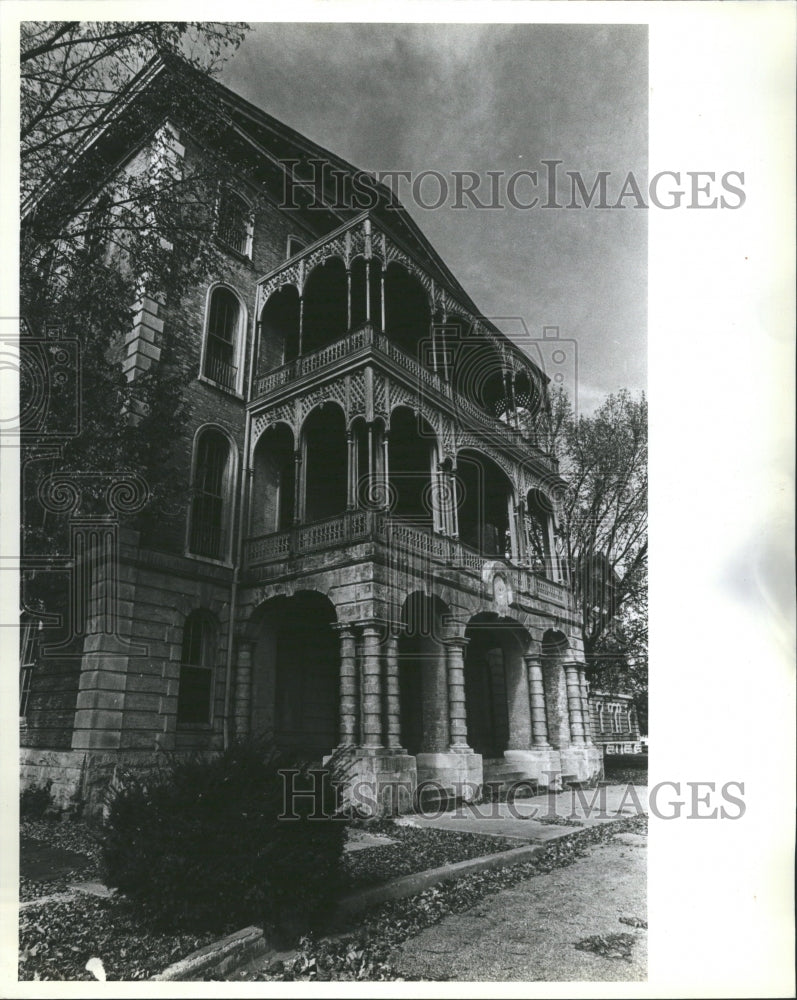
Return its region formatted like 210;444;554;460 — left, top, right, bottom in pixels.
19;896;219;981
342;824;517;890
242;814;649;982
602;767;648;786
19;820;221;981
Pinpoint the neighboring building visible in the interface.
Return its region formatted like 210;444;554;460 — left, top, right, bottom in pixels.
588;692;642;755
19;56;602;814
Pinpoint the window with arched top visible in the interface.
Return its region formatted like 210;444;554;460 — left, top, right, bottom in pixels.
217;188;253;258
177;610;217;725
202;287;243;392
188;429;233;561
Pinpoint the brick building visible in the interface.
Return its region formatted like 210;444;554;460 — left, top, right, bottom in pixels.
20;56;602;814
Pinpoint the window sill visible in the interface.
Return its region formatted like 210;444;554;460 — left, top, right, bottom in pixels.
176;722;213;732
184;550;234;570
197;374;244;400
214;237;254;267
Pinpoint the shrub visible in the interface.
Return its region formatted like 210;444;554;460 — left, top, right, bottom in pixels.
100;740;348;939
20;781;52;819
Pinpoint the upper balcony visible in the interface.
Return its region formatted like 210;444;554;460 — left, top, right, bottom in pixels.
251;213;559;476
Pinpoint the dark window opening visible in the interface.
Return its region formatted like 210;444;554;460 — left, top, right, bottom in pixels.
189;431;230;559
177;611;215;724
204;288;240;391
217;189;251;257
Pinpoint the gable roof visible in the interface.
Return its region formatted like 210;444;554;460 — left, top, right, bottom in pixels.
23;52;534;363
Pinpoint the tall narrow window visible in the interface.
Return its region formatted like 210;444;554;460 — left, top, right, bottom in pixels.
177;611;216;724
203;287;241;391
189;430;231;560
217;189;253;258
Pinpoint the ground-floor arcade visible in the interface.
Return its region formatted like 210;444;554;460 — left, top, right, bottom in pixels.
233;576;602;813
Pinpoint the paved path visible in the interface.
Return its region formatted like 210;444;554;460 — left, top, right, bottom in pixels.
396;783;648;842
393;827;647;982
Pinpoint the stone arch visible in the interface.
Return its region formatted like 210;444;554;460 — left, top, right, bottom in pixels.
463;612;530;759
247;590;339;755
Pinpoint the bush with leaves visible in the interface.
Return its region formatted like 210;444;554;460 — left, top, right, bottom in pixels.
100;741;348;940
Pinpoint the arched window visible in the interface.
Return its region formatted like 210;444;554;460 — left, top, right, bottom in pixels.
188;429;233;560
217;188;253;258
177;611;216;725
203;287;243;392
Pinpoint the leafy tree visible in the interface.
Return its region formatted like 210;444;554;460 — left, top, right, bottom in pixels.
19;22;250;625
548;388;648;723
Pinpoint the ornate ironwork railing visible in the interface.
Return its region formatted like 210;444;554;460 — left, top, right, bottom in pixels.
252;327;558;474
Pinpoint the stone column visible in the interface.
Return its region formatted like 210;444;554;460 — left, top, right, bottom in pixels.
444;636;470;751
233;640;253;740
564;660;586;744
421;641;450;752
578;665;593;742
524;654;551;748
335;625;358;746
384;630;403;750
505;645;533;750
360;623;383;749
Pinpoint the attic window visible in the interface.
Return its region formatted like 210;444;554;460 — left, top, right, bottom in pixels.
217;188;253;258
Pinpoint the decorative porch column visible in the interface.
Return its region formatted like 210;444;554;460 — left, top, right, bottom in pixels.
384;629;403;750
505;645;533;751
334;624;358;746
578;665;593;742
444;636;470;751
564;660;586;744
346;431;357;510
524;653;551;748
381;429;390;508
233;640;253;740
293;445;305;524
297;294;304;356
346;267;352;329
359;623;383;748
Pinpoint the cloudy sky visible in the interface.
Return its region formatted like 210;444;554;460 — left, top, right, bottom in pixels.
220;22;648;413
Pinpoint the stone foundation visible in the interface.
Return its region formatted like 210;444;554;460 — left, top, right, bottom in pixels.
329;749;419;816
559;744;604;784
416;751;483;803
503;747;564;790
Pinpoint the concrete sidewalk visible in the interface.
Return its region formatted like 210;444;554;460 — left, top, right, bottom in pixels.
396;783;648;842
393;825;647;981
